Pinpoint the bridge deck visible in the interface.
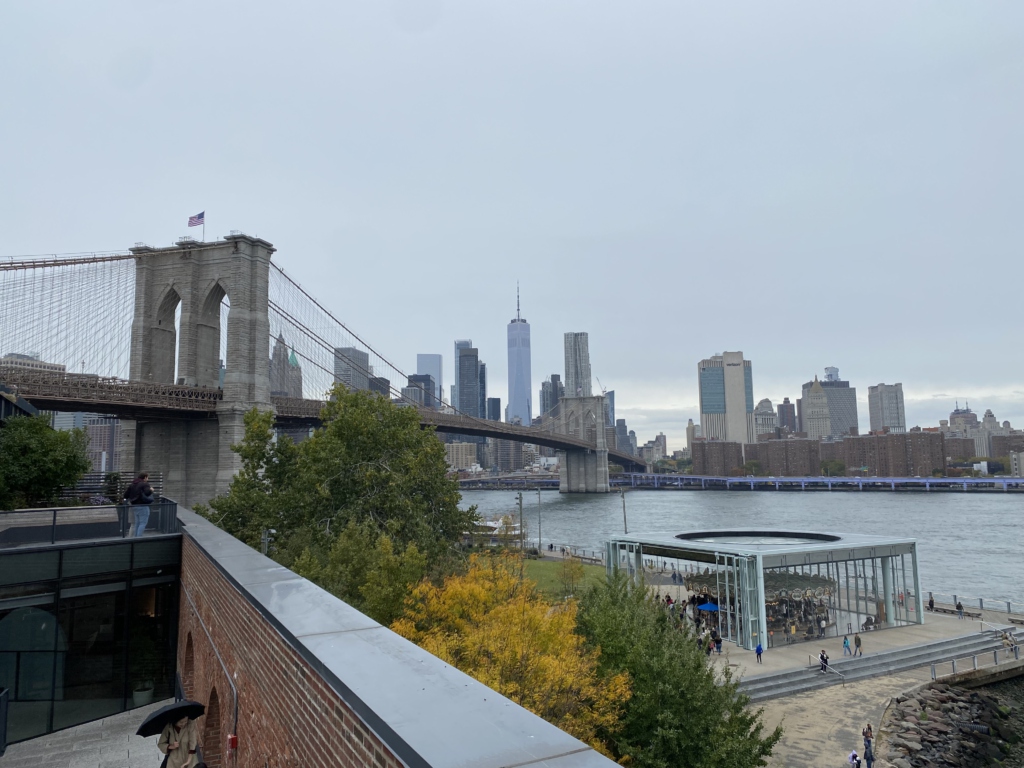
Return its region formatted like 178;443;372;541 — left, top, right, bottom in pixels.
0;368;645;470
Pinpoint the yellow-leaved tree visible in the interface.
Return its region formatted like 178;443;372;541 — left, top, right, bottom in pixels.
392;554;630;756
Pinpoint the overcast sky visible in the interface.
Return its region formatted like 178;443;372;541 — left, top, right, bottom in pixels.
3;2;1022;449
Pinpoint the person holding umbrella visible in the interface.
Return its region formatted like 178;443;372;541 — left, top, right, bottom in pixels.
137;699;205;768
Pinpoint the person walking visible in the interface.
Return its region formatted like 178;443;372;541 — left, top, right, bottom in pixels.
928;595;935;612
819;649;829;673
819;617;827;638
755;642;763;663
863;743;874;768
853;632;863;656
123;472;155;538
862;723;873;751
843;635;852;656
956;601;964;619
715;636;723;655
158;715;199;768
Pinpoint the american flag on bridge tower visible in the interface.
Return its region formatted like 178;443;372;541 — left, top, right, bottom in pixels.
188;211;205;227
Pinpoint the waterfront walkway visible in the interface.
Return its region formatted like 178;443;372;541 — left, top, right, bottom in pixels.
1;700;169;768
729;612;1020;767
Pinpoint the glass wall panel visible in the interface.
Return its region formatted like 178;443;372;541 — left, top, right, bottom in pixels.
61;544;131;578
128;581;177;705
53;584;127;730
0;584;59;742
0;552;59;586
132;540;182;570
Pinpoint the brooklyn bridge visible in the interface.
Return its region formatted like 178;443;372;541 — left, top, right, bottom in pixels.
0;234;645;506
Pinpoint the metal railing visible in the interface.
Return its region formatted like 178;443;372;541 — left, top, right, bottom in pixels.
930;642;1021;680
808;655;846;687
929;592;1023;617
0;499;178;548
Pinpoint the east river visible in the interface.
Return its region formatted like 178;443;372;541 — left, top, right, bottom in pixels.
459;490;1024;603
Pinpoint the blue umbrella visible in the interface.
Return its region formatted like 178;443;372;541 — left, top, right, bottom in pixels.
697;602;719;612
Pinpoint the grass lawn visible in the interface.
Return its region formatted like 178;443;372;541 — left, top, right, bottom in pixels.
524;557;607;600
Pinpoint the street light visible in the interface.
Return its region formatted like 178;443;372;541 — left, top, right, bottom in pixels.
620;488;628;534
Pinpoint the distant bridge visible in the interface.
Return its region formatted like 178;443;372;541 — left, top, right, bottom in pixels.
0;367;646;472
616;473;1024;492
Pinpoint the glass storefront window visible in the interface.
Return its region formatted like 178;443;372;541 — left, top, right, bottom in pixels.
0;583;60;742
53;581;127;730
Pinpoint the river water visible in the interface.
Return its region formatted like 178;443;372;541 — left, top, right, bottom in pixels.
459;490;1024;602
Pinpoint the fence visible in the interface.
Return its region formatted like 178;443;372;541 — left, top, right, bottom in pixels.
930;643;1021;680
0;499;178;548
929;592;1022;617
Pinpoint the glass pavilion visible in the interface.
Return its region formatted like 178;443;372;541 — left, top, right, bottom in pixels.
606;529;923;651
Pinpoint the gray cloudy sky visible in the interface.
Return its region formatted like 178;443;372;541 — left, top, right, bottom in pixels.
3;2;1022;449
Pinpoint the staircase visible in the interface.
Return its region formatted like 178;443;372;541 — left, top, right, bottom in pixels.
740;629;1019;703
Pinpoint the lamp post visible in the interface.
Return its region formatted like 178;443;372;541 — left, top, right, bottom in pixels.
620;488;628;534
537;487;542;552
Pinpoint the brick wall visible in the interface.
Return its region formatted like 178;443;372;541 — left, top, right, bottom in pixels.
178;534;405;768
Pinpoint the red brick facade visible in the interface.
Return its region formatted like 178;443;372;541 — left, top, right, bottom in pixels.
178;534;406;768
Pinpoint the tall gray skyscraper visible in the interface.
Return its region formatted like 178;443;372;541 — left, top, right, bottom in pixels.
453;340;471;409
697;351;755;444
540;374;564;415
333;347;369;392
416;354;443;406
800;367;858;437
478;362;487;421
457;347;480;417
868;382;906;434
564;332;592;397
605;390;615;427
506;290;532;426
487;397;502;421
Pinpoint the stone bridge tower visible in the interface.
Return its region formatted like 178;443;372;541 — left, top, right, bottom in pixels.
121;234;274;506
555;395;610;493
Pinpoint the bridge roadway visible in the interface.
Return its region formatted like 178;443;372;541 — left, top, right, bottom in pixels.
618;472;1024;492
0;367;646;471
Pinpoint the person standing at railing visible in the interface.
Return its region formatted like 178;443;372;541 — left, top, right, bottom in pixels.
956;600;965;620
124;472;155;537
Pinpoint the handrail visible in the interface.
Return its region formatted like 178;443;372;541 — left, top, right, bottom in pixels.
808;654;846;686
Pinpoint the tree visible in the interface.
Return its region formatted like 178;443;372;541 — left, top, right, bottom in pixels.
820;459;845;477
292;520;427;626
0;415;91;509
202;387;475;562
560;555;586;597
577;573;781;768
741;460;764;476
393;554;630;755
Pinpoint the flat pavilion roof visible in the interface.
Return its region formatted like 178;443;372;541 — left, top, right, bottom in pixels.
610;529;918;569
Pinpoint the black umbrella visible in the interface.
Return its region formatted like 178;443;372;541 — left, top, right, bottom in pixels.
136;700;206;737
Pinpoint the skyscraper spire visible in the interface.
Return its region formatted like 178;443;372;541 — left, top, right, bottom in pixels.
517;281;520;321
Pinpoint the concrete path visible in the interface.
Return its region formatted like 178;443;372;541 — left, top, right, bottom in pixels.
713;610;1000;682
757;667;930;768
1;700;170;768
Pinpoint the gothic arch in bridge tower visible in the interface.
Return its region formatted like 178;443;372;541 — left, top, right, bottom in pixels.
122;235;276;507
196;281;228;389
152;286;181;384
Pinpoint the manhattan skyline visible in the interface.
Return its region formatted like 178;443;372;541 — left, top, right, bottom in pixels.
2;2;1022;447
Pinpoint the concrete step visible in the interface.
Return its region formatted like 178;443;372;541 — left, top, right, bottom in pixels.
740;629;1019;703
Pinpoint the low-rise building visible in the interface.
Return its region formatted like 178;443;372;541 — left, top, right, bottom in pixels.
445;441;478;471
691;440;744;476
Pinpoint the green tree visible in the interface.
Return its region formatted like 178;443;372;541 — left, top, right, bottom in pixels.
820;459;845;477
0;415;91;509
201;386;475;590
741;460;764;476
292;520;427;626
577;573;781;768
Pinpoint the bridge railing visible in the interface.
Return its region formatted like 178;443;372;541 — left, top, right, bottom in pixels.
0;499;178;548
